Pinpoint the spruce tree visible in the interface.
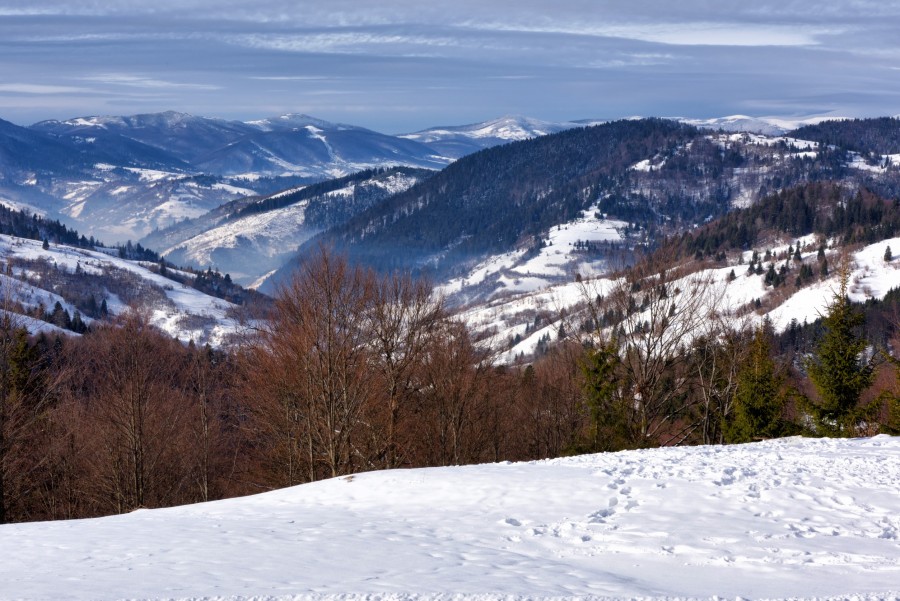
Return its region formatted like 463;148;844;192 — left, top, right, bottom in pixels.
726;328;783;443
805;260;875;436
581;339;631;451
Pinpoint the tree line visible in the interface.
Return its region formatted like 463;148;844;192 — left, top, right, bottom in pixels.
1;248;899;525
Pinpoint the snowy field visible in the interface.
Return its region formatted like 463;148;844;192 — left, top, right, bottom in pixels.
2;436;898;601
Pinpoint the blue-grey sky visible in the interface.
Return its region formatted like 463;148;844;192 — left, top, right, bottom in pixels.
1;1;899;133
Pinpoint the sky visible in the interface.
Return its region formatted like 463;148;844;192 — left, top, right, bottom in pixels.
1;1;899;133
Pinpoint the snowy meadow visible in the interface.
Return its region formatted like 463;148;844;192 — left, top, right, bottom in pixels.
2;436;898;601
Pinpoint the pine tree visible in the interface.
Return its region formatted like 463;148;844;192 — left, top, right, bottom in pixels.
884;245;893;262
805;259;875;436
581;339;631;451
726;328;783;443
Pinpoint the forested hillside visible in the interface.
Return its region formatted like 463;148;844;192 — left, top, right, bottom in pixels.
303;119;701;273
275;118;897;294
791;117;900;155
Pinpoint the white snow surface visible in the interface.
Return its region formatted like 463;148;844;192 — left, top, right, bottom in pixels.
2;436;898;601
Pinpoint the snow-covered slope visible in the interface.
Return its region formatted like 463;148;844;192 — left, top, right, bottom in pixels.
0;235;245;346
438;203;627;303
196;119;449;177
458;235;900;362
2;436;898;601
153;169;428;287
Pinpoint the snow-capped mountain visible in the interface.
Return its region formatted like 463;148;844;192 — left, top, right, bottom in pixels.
31;110;259;164
679;114;837;136
2;436;897;600
194;118;448;177
400;115;603;158
4;110;460;243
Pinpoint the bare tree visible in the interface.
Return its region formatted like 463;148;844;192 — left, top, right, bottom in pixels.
69;310;192;513
246;248;377;484
585;261;722;445
690;316;752;445
416;319;493;466
367;272;443;468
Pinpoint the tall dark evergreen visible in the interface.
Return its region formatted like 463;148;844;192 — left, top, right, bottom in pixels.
805;260;876;436
580;338;633;452
725;328;783;443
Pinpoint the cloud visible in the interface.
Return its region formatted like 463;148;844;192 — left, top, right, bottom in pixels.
471;22;836;47
82;74;221;91
0;83;91;94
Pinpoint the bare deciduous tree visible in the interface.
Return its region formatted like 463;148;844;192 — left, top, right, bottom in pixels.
367;272;443;468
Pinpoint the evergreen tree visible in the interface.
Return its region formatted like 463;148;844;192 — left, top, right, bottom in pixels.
805;260;876;436
885;245;893;262
726;328;784;443
580;339;631;451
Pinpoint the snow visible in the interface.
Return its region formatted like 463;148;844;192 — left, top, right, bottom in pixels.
2;436;898;601
456;235;900;362
713;132;819;152
681;114;841;136
401;115;583;144
438;206;625;301
0;197;46;216
848;152;900;174
123;167;182;182
0;235;245;346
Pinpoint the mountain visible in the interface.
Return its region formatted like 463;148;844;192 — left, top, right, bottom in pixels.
31;111;258;164
679;114;834;136
458;181;900;363
143;167;432;286
257;116;900;306
32;111;450;178
8;110;459;243
0;117;98;176
0;235;248;347
194;118;449;177
2;436;897;599
789;117;900;156
399;115;602;158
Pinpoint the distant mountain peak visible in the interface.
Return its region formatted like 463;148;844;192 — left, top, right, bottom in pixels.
245;113;353;132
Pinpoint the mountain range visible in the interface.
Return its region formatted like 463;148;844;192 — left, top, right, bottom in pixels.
5;109;900;344
0;111;594;243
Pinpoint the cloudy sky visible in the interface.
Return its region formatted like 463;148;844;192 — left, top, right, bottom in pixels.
1;1;899;132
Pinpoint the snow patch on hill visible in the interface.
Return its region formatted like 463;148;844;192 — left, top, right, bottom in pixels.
0;235;245;346
1;436;897;600
439;205;626;303
459;236;900;361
